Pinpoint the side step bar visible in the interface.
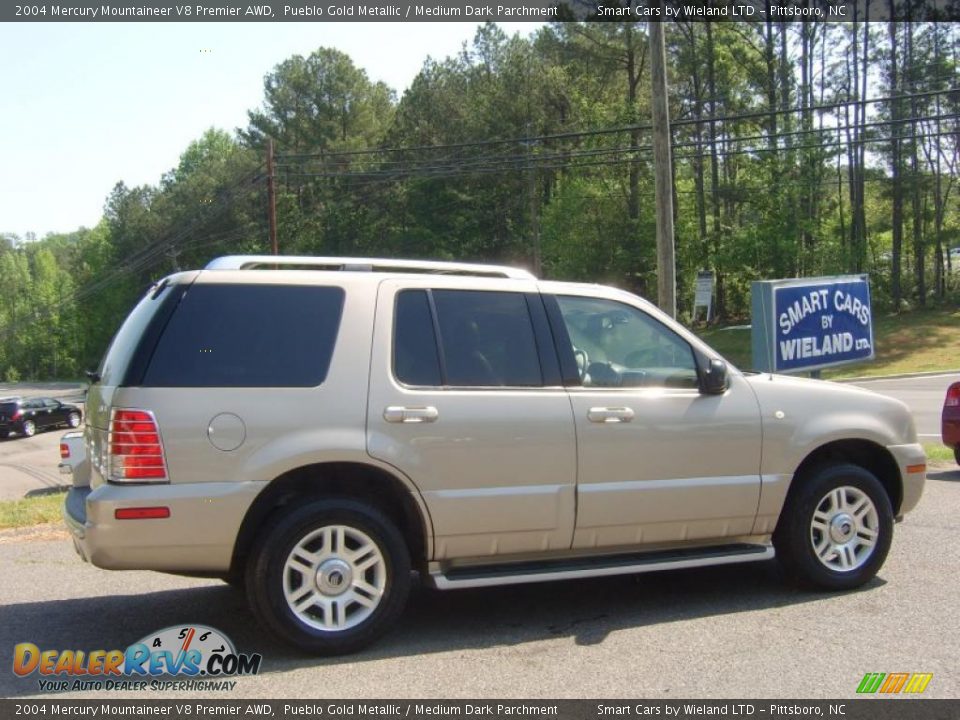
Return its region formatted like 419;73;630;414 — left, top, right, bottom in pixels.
429;543;774;590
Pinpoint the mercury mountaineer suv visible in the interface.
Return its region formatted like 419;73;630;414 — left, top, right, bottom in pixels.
64;256;926;654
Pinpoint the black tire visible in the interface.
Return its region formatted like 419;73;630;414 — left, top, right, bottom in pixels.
773;463;893;591
954;446;960;466
245;499;411;655
20;420;36;438
67;412;81;428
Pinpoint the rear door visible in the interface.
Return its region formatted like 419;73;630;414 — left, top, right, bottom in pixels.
0;402;18;430
367;277;577;561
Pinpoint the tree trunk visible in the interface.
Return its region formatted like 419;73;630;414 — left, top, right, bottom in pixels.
705;22;724;318
907;21;925;306
889;17;904;309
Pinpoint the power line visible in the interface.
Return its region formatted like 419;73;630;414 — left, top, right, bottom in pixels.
271;123;958;188
0;171;267;342
275;87;959;163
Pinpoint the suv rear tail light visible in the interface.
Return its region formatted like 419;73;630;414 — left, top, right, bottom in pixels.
946;383;960;408
109;409;168;482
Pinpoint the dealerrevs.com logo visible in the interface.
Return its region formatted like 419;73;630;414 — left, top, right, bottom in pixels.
13;625;262;692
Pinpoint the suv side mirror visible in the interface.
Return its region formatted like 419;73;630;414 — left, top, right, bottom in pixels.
701;358;729;395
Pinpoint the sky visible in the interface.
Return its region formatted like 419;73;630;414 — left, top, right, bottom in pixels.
0;22;545;240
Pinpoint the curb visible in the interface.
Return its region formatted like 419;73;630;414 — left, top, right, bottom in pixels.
836;369;960;383
24;486;69;499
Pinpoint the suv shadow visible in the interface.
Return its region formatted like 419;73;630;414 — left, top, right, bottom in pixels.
1;561;883;697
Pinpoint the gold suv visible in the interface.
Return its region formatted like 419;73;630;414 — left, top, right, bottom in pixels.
64;256;926;654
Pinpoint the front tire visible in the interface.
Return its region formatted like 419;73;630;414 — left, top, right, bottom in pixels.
20;420;36;438
246;499;411;655
954;446;960;466
773;463;893;591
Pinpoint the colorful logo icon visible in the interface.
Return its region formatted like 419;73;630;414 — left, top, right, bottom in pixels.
857;672;933;694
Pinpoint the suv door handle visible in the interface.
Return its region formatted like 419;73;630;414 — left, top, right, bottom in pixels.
384;406;439;424
587;406;635;423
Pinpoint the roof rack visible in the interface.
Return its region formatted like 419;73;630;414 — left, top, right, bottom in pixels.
204;255;536;280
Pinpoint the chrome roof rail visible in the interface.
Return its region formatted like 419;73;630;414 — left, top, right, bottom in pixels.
204;255;536;279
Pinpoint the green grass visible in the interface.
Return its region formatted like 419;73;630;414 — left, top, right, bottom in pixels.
697;308;960;379
923;443;957;464
0;492;65;529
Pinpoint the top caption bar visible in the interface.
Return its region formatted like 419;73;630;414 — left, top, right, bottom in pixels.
5;0;959;22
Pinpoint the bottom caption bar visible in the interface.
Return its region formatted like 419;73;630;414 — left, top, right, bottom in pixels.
1;701;957;720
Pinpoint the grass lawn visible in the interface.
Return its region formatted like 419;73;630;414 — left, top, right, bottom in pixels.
0;491;65;530
697;307;960;379
923;442;957;464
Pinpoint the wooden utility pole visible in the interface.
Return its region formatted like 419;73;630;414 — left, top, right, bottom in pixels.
650;18;676;319
266;138;278;255
526;128;541;277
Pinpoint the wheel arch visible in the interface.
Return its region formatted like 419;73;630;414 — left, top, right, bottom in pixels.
229;461;432;580
788;439;903;514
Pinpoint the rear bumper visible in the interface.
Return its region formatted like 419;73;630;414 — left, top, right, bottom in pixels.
63;480;265;573
886;443;926;516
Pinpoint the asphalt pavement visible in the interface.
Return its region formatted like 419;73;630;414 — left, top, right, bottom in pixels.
1;464;957;699
0;383;86;500
0;428;69;500
851;372;958;440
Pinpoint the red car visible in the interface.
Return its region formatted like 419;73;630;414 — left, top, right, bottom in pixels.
944;381;960;465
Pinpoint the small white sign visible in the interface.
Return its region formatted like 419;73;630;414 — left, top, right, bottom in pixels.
694;271;714;320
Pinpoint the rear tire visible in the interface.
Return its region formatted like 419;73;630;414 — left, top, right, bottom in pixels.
773;463;893;591
954;446;960;466
245;499;411;655
67;412;81;428
20;420;36;438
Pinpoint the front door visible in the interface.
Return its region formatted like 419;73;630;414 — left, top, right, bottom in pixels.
367;278;578;561
548;291;763;550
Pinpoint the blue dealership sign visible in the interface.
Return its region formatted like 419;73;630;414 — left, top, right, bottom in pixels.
751;276;874;374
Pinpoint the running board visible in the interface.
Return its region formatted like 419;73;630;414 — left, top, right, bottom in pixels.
429;543;774;590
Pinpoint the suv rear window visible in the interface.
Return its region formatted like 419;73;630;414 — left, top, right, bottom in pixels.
99;283;176;386
143;284;344;387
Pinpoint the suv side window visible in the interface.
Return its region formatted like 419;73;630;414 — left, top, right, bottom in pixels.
556;295;699;389
143;284;345;387
393;289;544;388
394;290;443;387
